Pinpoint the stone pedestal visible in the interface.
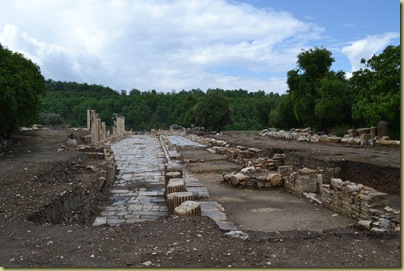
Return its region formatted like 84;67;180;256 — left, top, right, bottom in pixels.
87;109;91;129
167;178;186;194
174;201;202;216
370;126;377;139
165;172;182;188
378;121;388;138
167;192;195;215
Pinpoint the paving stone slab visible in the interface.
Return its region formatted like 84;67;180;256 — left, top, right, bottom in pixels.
94;135;168;226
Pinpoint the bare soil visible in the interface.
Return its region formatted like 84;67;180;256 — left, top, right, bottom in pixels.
0;129;401;268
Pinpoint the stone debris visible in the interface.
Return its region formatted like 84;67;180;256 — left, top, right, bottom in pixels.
259;126;399;146
357;220;372;231
224;230;249;240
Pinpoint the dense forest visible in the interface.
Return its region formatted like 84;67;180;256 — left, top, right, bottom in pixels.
39;45;400;139
0;43;399;140
41;81;279;131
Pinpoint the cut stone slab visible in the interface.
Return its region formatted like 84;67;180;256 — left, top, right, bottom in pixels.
93;216;107;226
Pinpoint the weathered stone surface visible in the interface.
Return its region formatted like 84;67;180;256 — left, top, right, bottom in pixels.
174;200;201;216
359;133;372;145
298;167;317;175
378;218;393;230
341;137;360;145
240;166;255;174
357;220;372;231
165;171;182;187
230;173;247;186
166;178;186;194
167;192;195;215
266;173;282;186
331;178;344;190
224;230;249;240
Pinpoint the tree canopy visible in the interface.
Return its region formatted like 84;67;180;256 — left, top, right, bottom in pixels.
350;44;400;138
0;44;46;138
35;44;400;139
192;92;232;131
286;47;352;131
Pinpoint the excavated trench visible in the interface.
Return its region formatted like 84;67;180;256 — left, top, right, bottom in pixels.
26;153;113;225
257;147;400;196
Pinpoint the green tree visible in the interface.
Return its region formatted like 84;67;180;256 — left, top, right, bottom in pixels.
314;71;352;130
0;44;46;138
350;44;400;139
287;47;352;131
193;93;232;131
287;47;334;128
269;94;298;129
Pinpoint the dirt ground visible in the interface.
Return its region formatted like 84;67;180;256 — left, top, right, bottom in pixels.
0;129;401;268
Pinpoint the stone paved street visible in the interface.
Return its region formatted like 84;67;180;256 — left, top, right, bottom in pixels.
93;135;167;226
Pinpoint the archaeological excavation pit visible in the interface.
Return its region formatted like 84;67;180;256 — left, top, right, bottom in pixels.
164;133;400;233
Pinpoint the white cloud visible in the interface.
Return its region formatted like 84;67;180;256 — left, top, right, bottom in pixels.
0;0;324;93
341;32;399;72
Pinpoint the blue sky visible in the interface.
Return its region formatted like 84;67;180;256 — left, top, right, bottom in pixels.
0;0;400;94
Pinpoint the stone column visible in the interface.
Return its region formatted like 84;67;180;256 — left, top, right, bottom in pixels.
378;121;388;138
101;122;106;142
91;110;98;143
370;126;377;139
117;117;125;136
96;117;102;142
87;109;91;129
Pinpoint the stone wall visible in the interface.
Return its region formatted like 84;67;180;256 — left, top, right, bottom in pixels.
260;127;400;146
186;132;400;231
278;166;400;231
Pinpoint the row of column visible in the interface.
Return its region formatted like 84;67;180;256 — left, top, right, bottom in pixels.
87;109;126;144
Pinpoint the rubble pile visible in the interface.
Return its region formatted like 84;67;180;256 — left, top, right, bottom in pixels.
186;134;286;170
260;127;400;146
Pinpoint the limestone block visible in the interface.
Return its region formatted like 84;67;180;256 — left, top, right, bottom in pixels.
298;167;317;175
341;137;360;145
342;184;359;195
358;191;387;208
309;134;321;142
296;175;317;194
174;201;201;216
230;173;247;186
327;136;342;143
375;139;400;146
357;220;372;230
359;133;372;145
266;173;282;186
240;166;256;174
330;178;344;190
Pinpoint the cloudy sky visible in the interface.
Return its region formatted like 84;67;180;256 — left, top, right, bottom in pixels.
0;0;399;94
